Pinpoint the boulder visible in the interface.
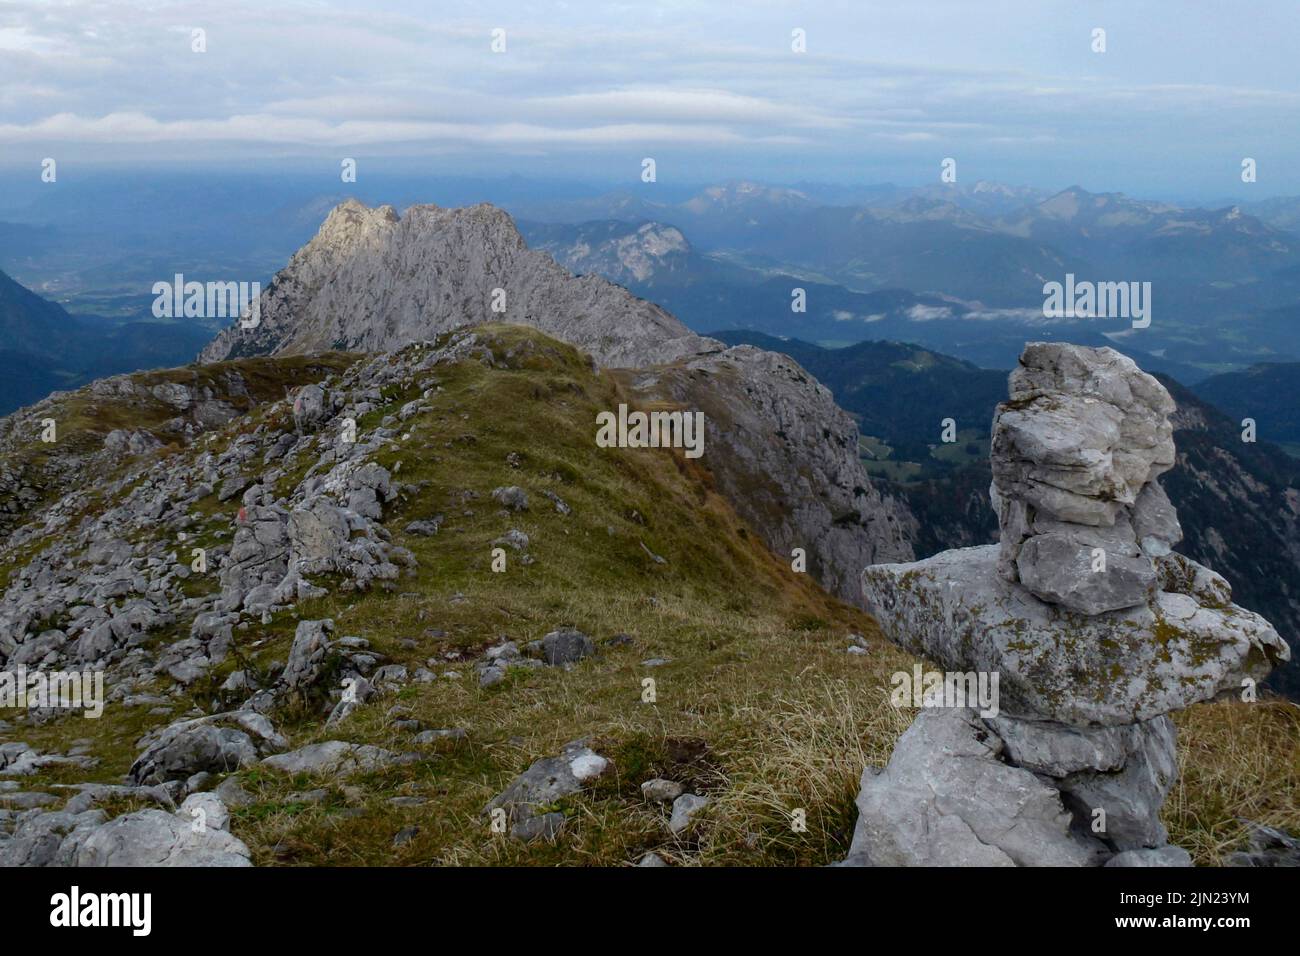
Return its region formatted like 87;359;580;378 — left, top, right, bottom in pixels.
1223;821;1300;867
74;796;251;867
668;793;710;835
282;618;334;691
129;725;258;786
128;712;286;785
862;546;1287;726
484;740;611;839
491;486;529;511
260;741;411;776
541;628;595;666
293;384;331;432
845;709;1104;867
1105;846;1193;867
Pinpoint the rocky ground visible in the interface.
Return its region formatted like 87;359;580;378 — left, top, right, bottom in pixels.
0;325;918;865
1;327;1296;866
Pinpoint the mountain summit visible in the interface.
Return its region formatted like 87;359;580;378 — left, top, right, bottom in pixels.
199;199;710;369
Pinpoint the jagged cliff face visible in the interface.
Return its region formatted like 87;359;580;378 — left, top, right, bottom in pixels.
617;347;915;603
199;200;709;370
197;199;915;602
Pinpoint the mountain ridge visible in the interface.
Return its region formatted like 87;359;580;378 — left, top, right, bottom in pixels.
198;198;916;602
199;199;713;370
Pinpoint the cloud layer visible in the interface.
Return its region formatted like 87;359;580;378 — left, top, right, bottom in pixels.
2;0;1297;194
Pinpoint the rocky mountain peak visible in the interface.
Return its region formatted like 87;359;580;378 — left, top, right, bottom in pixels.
525;219;693;286
199;199;713;369
194;199;916;602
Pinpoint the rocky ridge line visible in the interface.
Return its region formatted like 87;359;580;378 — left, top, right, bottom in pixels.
199;199;710;370
196;199;915;599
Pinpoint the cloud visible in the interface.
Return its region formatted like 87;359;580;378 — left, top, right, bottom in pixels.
0;111;797;148
0;0;1296;191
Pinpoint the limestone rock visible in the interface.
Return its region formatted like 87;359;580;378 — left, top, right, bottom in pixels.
491;486;529;512
987;716;1152;777
0;808;108;867
1224;821;1300;867
1132;481;1182;557
994;343;1175;525
293;383;331;432
74;797;251;867
282;618;334;691
641;778;684;804
1105;846;1193;867
260;740;412;776
199;199;710;369
128;712;287;785
862;545;1287;725
848;343;1290;868
1054;716;1178;851
991;344;1177;613
668;793;710;835
541;628;595;666
484;739;611;839
1014;530;1157;614
844;709;1104;867
128;725;257;786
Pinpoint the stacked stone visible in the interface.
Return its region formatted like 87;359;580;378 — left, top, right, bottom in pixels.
843;343;1290;867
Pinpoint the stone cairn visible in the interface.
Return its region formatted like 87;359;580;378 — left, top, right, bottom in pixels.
844;343;1290;866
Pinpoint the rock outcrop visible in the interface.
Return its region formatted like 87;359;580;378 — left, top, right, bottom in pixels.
846;344;1290;866
0;790;251;867
617;345;916;601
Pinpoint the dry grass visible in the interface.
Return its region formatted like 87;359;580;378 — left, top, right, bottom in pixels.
1166;697;1300;864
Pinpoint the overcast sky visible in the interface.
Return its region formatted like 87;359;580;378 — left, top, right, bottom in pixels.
2;0;1298;198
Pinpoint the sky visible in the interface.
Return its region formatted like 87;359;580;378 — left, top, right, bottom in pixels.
2;0;1299;200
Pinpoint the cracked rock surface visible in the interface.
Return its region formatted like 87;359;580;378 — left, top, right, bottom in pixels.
847;344;1290;867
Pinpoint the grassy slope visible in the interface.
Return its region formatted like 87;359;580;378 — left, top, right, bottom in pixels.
5;325;1297;865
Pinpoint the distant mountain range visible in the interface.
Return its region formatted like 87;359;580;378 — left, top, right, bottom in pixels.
525;216;1215;381
520;180;1300;293
520;218;972;347
5;174;1300;378
521;180;1300;374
